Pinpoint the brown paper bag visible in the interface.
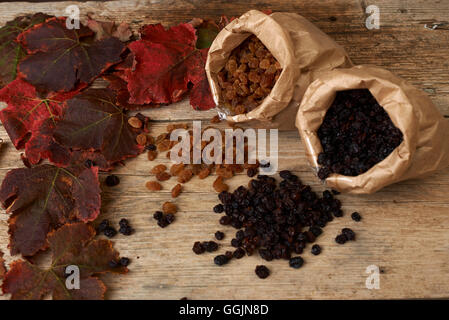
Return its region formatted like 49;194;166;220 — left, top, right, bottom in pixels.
205;10;352;130
296;65;449;194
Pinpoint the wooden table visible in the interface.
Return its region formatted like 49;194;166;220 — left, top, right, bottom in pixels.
0;0;448;300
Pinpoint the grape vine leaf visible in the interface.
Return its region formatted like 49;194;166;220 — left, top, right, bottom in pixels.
0;79;79;165
2;223;127;300
53;88;145;164
17;17;125;93
125;23;215;110
0;164;101;257
0;13;52;89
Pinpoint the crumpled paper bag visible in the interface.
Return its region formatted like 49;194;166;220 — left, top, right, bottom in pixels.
205;9;352;130
296;65;449;193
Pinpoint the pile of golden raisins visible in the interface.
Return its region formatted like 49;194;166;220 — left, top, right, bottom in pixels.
218;35;282;115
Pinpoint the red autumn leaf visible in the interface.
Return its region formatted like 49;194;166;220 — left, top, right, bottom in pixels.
17;17;125;93
0;13;52;89
0;79;79;165
53;88;145;164
2;223;127;300
0;164;101;257
124;23;215;110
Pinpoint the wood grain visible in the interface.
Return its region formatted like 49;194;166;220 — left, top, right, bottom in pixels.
0;0;449;300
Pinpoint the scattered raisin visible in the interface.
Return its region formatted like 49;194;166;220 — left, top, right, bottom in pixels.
214;254;229;266
156;172;171;181
255;265;270;279
146;181;162;191
153;211;163;220
119;257;130;267
311;244;321;255
136;133;147;146
151;164;167;174
342;228;356;241
162;202;177;214
289;257;304;269
192;242;205;255
105;175;120;187
103;226;117;238
351;212;362;222
128;117;142;128
213;204;224;213
171;184;182;198
215;231;225;241
335;234;347;244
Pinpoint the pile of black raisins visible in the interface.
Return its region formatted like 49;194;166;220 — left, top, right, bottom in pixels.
212;171;345;273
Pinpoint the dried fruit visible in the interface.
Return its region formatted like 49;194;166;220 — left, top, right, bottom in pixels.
192;241;205;255
146;181;162;191
170;163;185;176
118;219;134;236
342;228;356;241
214;231;225;241
198;167;211;179
213;204;224;213
2;223;127;300
162;202;177;214
311;244;321;256
105;174;120;187
213;176;229;192
351;212;362;222
218;35;282;115
136;133;147;146
156;171;171;181
214;254;229;266
209;173;351;271
151;164;167;174
178;169;193;183
147;150;158;161
204;241;219;252
128;117;143;128
171;184;182;198
255;265;270;279
317;89;403;179
0;164;100;256
289;257;304;269
153;211;163;221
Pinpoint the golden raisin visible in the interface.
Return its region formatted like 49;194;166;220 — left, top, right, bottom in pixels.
156;172;171;181
136;133;147;146
178;169;193;183
162;202;177;214
171;184;182;198
170;163;185;176
128;117;142;128
213;176;229;193
147;150;158;161
151;164;167;174
146;181;162;191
